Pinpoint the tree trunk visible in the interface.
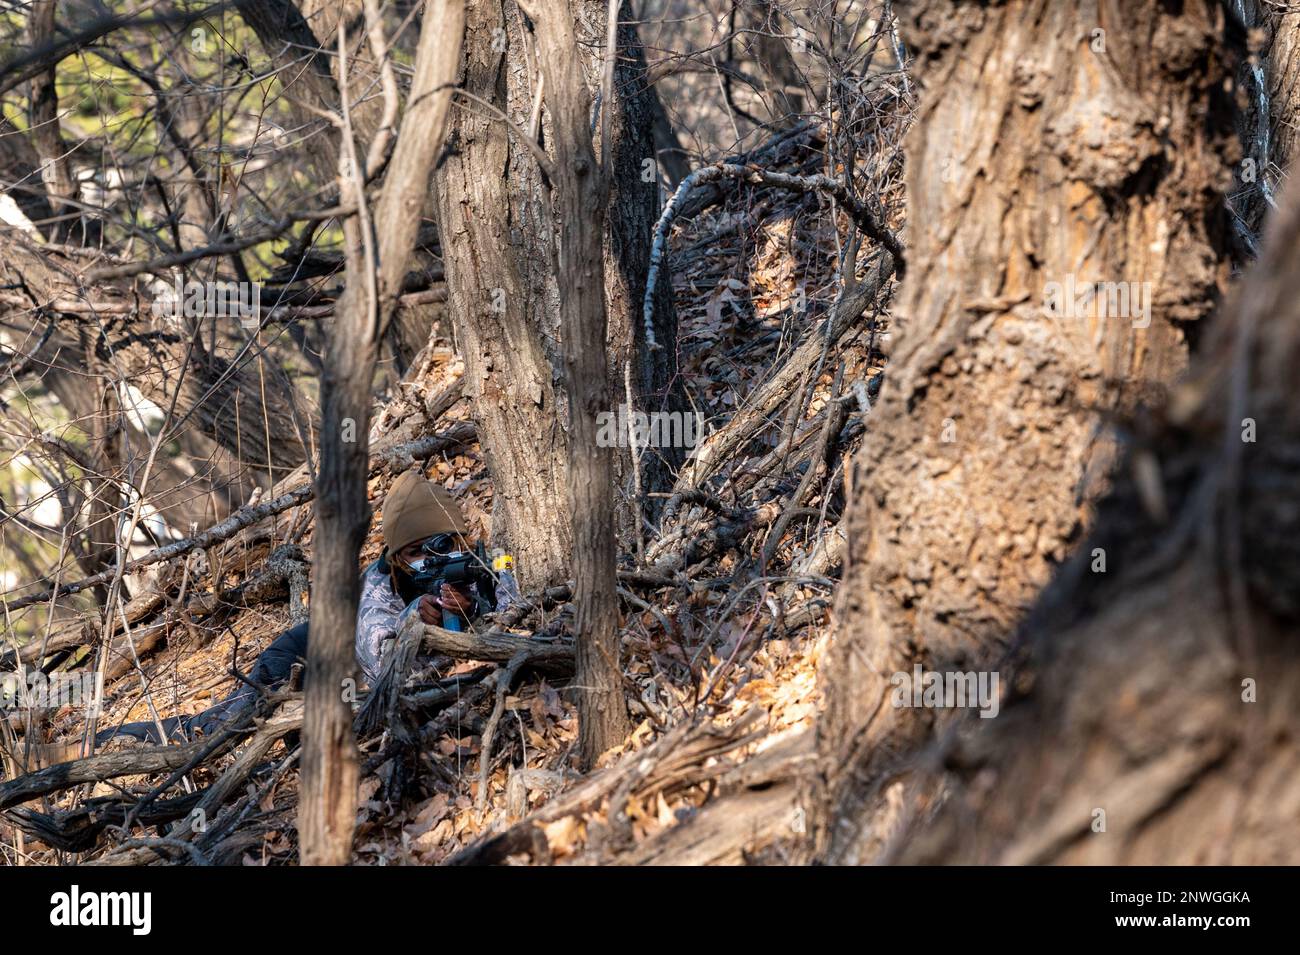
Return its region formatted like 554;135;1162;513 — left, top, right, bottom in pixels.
593;4;685;528
431;0;678;590
1270;8;1300;182
812;0;1242;864
894;160;1300;866
532;0;631;768
298;213;370;866
298;0;462;866
430;0;572;589
27;1;71;235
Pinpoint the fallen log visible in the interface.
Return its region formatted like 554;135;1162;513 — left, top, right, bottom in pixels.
421;624;574;674
0;736;227;812
3;790;204;854
356;615;572;738
617;776;797;865
0;691;292;813
613;727;813;865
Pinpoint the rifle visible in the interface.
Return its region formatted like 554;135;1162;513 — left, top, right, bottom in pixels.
406;541;496;631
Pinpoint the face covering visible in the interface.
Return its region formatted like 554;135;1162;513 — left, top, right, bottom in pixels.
390;561;426;605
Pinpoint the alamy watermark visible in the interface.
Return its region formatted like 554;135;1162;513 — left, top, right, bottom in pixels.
50;885;151;935
596;404;702;449
1;668;100;714
1042;273;1151;329
151;276;261;329
890;664;1001;719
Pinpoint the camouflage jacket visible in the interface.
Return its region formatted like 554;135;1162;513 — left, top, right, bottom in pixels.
354;561;419;686
354;560;511;685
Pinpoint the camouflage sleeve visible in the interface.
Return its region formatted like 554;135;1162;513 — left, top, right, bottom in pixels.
492;568;522;614
354;562;418;686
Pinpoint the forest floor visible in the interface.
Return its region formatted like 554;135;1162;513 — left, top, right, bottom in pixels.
11;118;900;865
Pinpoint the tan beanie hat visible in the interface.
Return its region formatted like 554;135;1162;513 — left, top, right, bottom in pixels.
382;471;468;555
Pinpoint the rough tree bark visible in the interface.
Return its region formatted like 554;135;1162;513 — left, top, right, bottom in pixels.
598;7;686;524
430;0;677;590
812;0;1242;864
1269;7;1300;178
529;0;631;767
298;0;462;866
430;0;571;590
894;158;1300;866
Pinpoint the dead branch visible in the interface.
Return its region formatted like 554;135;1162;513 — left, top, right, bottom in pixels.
475;648;540;812
673;120;823;221
448;709;767;865
420;624;575;675
674;251;892;492
0;736;231;812
3;424;474;615
3;790;203;854
760;363;847;570
3;485;314;614
613;728;814;865
358;613;574;740
164;700;303;844
644;165;902;348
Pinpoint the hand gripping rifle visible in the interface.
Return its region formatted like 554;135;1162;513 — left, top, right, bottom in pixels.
407;540;496;631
